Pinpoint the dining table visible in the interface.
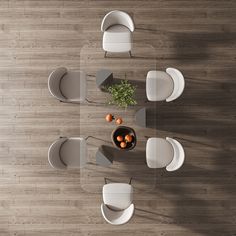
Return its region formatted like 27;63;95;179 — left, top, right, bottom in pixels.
79;43;159;193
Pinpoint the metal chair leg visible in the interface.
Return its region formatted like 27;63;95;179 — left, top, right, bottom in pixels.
85;98;94;103
104;51;107;58
87;74;95;77
85;98;107;105
86;98;101;104
104;178;108;184
129;51;132;57
129;177;133;185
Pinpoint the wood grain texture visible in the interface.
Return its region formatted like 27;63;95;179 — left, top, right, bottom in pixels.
0;0;236;235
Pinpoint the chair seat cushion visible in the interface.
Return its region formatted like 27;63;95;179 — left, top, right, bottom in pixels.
60;71;86;102
146;71;174;101
103;183;133;210
103;25;132;52
146;138;174;168
60;138;87;168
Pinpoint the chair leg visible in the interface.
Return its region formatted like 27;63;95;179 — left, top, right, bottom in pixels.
85;135;112;144
104;51;107;58
87;74;95;77
104;178;108;184
85;98;107;105
85;98;95;103
129;51;132;58
129;177;133;185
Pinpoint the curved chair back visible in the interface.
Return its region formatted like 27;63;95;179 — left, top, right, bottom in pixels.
48;138;67;170
166;68;185;102
101;10;135;32
166;137;185;171
101;203;134;225
48;67;67;101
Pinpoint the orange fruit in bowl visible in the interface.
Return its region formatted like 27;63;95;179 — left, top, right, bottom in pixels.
125;134;133;143
120;142;127;149
117;135;123;142
105;114;113;122
115;117;123;125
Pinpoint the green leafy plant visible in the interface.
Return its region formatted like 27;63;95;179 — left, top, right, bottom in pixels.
107;80;137;108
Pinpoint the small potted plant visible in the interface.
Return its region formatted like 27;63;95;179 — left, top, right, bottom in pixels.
107;80;137;108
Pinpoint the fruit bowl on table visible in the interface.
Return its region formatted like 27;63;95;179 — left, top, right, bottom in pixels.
111;126;137;151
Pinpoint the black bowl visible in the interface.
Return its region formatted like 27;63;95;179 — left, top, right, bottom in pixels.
111;126;137;151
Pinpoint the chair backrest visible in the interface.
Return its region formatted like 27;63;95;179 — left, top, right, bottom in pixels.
165;68;185;102
48;138;67;170
101;10;135;32
101;203;134;225
166;137;185;171
48;67;67;101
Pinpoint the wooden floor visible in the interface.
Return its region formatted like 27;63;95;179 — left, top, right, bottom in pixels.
0;0;236;235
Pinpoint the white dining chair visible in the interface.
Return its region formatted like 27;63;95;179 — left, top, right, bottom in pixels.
146;137;185;171
101;181;134;225
48;137;87;170
48;67;87;103
146;68;185;102
101;10;135;57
